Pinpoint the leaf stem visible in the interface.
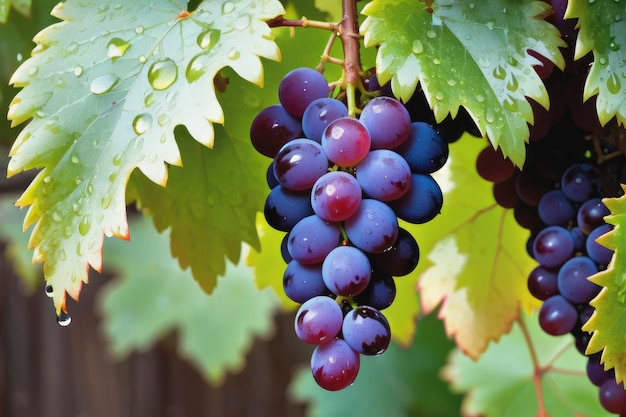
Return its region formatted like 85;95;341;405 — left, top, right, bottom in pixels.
517;314;550;417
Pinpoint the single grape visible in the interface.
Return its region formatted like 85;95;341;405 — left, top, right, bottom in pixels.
370;228;419;276
599;379;626;414
527;265;559;301
586;224;613;266
587;354;614;387
538;295;577;336
294;296;343;344
264;185;314;231
352;270;396;310
287;215;341;264
356;150;411;201
279;68;329;117
274;139;329;191
394;122;448;174
342;306;391;355
561;163;602;203
390;174;443;224
250;105;302;158
322;246;371;297
302;97;348;143
359;96;412;149
345;199;399;253
476;145;515;183
532;226;575;268
321;117;371;167
514;201;543;230
311;338;360;391
516;169;555;207
492;175;520;209
570;226;586;252
311;171;362;222
283;261;329;303
577;198;610;235
557;256;600;304
537;190;576;226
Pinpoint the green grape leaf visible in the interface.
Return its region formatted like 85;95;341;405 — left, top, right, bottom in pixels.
0;0;30;23
566;0;626;126
582;187;626;383
128;123;266;293
407;135;539;359
443;312;611;417
100;215;278;383
360;0;566;167
7;0;284;313
289;314;463;417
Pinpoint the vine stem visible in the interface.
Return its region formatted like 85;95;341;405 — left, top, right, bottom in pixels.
266;15;337;32
338;0;362;117
517;313;550;417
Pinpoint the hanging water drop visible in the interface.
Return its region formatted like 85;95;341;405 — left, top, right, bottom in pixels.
507;75;519;91
493;65;506;80
132;113;153;135
90;74;119;94
45;284;54;297
197;29;220;50
148;59;177;90
107;38;130;60
412;39;424;54
57;311;72;327
607;73;621;94
79;217;91;236
186;56;205;82
74;66;83;77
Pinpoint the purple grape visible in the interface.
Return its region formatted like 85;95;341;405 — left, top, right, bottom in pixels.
538;295;577;336
266;161;279;189
587;354;614;387
557;256;600;304
281;233;292;263
577;198;610;235
356;150;411;201
273;139;329;191
311;171;362;222
311;338;360;391
370;228;419;276
359;97;411;149
537;190;575;226
532;226;575;268
250;104;302;158
352;270;396;310
586;224;613;266
527;265;559;301
570;227;586;252
287;215;341;264
390;174;443;224
342;306;391;355
560;163;602;203
322;246;371;297
493;175;520;209
322;117;371;167
282;261;329;303
599;378;626;414
279;68;329;117
264;185;314;231
395;122;448;174
344;199;399;253
294;296;343;344
302;97;348;143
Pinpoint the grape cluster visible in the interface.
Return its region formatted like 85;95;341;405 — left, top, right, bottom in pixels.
250;67;448;391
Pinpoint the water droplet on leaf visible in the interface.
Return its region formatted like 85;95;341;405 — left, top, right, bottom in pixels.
186;55;205;82
79;217;91;236
45;284;54;297
197;30;220;50
148;59;177;90
607;73;621;94
107;38;130;60
426;30;436;39
222;2;235;14
412;39;424;54
90;74;119;95
132;113;153;135
57;311;72;327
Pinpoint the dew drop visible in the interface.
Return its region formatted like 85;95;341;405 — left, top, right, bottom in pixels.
607;73;621;94
52;211;63;222
222;1;235;14
433;58;441;65
109;172;118;182
112;153;123;166
186;55;205;82
476;94;485;103
486;21;495;30
71;153;80;164
435;91;444;100
492;65;506;80
507;75;519;91
135;25;144;34
426;30;437;39
486;111;495;123
45;284;54;297
58;249;67;261
72;203;81;212
107;38;130;60
447;79;456;86
63;226;73;237
157;113;171;127
43;175;52;184
101;196;112;209
138;55;147;64
28;66;39;76
57;311;72;327
197;29;220;50
55;79;65;88
598;56;608;65
504;96;518;112
144;93;155;107
74;66;83;77
228;48;240;60
132;113;153;135
148;58;177;90
365;227;372;235
79;217;91;236
97;3;109;13
608;38;620;51
76;242;83;256
90;74;119;94
366;210;376;220
412;39;424;54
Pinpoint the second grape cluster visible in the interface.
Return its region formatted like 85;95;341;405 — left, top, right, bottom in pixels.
250;67;448;390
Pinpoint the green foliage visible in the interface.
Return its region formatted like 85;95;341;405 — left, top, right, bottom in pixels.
0;0;30;23
567;0;626;126
409;135;538;359
360;0;565;167
583;187;626;383
290;313;463;417
100;215;278;383
444;312;610;417
6;0;283;313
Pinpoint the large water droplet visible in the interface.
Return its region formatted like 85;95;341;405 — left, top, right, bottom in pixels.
135;25;144;34
426;30;437;39
493;65;506;80
101;196;112;209
107;38;130;60
607;73;621;94
148;59;177;90
132;113;153;135
412;39;424;54
197;29;220;50
507;75;519;91
90;74;119;94
186;55;205;82
74;66;84;77
57;311;72;327
79;217;91;236
45;284;54;297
